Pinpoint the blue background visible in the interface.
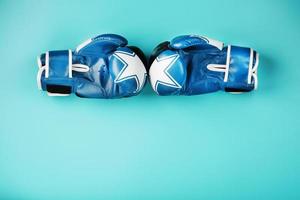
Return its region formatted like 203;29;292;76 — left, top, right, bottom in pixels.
0;0;299;199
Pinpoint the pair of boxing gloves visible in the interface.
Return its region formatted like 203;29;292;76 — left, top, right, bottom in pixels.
37;34;259;98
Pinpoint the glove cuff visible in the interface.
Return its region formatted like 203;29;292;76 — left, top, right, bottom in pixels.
37;50;89;96
223;45;259;92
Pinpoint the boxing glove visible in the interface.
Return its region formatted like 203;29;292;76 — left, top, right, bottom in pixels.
149;35;259;95
37;34;147;98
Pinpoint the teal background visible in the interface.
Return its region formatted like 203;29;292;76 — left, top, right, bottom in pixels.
0;0;299;199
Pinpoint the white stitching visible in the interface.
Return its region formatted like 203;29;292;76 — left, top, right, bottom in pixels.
224;45;231;82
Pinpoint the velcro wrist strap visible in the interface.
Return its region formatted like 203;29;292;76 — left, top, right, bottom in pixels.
223;46;256;92
43;50;73;94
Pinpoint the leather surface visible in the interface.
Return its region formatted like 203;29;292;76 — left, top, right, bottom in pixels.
38;34;147;98
149;35;258;95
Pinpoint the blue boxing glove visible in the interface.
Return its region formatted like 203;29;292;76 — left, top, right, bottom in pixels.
37;34;147;98
149;35;259;95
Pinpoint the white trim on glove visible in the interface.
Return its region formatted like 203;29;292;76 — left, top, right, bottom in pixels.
75;38;92;53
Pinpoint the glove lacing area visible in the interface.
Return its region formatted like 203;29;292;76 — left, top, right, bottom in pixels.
37;50;90;91
225;46;259;90
207;46;259;90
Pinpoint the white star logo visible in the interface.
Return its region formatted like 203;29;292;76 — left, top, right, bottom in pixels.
114;51;147;93
149;54;182;93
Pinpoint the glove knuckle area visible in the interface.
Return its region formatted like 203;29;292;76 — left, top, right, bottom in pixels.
149;49;186;95
108;47;147;97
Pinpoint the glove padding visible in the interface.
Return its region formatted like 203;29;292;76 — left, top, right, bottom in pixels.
149;35;259;95
37;34;147;98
